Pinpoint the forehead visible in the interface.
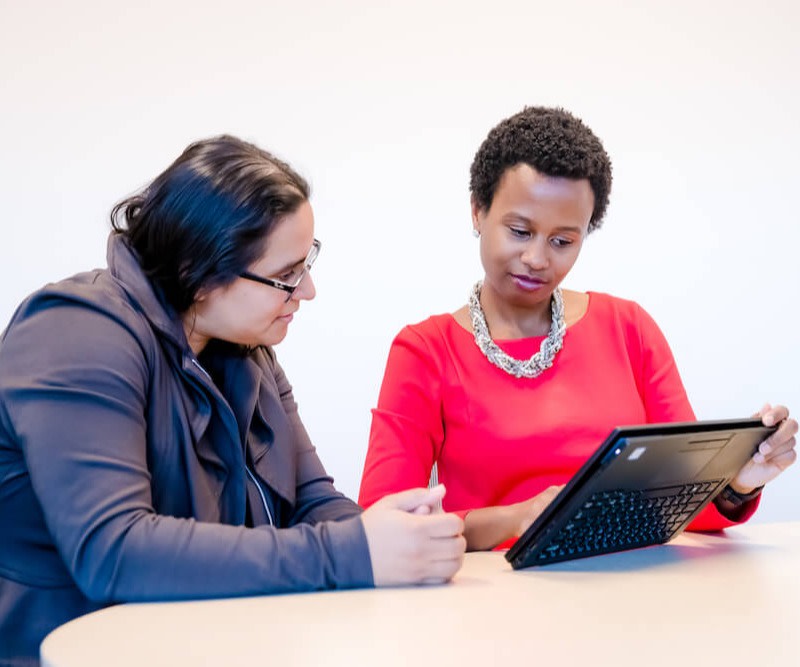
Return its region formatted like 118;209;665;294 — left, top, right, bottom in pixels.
491;164;594;225
250;201;315;272
495;164;592;205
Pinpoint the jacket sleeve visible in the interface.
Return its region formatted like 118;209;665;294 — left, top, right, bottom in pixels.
0;295;373;603
630;303;760;530
266;352;365;526
358;325;443;508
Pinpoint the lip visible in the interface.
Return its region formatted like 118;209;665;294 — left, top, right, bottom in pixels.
510;274;547;291
278;311;296;322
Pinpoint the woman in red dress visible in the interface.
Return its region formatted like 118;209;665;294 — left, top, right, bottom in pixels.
358;106;797;550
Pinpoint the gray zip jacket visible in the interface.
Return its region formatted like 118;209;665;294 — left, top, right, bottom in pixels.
0;234;372;666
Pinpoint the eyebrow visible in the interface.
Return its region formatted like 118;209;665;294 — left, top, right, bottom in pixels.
501;214;584;234
254;254;305;278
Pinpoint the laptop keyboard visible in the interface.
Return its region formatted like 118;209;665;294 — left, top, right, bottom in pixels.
530;480;723;564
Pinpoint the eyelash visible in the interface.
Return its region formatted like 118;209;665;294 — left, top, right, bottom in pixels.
278;263;305;281
509;228;573;248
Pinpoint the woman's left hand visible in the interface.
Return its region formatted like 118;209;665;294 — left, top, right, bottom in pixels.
730;404;798;493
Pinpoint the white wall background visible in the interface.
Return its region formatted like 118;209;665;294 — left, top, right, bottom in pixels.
2;0;798;521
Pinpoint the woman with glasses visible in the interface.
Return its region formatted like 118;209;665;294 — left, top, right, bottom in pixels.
358;106;797;551
0;135;465;666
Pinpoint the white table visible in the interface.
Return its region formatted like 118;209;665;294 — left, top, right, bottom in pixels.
41;522;800;666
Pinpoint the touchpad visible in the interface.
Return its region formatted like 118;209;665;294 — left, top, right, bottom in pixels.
649;436;729;485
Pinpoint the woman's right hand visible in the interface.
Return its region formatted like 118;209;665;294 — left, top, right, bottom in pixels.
461;485;565;551
361;485;466;587
513;485;565;537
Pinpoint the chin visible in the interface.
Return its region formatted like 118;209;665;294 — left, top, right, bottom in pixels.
506;288;553;307
261;331;288;348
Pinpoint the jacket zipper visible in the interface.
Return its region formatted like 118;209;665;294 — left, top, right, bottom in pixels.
246;466;274;526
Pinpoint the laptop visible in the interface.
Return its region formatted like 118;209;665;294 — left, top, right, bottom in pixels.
505;418;775;569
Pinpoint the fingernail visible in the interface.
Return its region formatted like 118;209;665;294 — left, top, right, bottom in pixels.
763;414;775;426
760;442;772;455
753;452;765;464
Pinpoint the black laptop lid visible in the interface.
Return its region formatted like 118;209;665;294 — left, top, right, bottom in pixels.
506;418;775;569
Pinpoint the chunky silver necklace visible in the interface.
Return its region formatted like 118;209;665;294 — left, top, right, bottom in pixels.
468;280;565;379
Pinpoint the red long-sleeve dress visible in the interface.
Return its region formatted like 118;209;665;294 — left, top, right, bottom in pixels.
359;292;758;531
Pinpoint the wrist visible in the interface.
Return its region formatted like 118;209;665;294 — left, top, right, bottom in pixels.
509;499;534;538
717;484;763;507
728;481;758;495
463;504;520;551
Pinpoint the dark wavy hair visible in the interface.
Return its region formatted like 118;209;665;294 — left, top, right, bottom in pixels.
111;135;310;312
469;106;612;232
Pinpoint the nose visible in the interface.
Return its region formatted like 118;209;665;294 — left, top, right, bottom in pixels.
293;272;316;302
520;238;549;270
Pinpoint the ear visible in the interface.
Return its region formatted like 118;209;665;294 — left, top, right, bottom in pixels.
470;196;484;235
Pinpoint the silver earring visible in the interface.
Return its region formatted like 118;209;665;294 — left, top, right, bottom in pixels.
472;229;480;238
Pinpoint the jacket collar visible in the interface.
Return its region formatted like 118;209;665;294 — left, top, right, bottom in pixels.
202;343;298;506
106;232;190;353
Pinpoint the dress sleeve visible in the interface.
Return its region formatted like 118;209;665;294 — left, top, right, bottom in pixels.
358;324;444;508
0;296;372;602
631;303;695;423
631;303;759;530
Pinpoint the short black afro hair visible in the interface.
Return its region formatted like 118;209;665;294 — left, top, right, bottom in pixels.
469;106;613;232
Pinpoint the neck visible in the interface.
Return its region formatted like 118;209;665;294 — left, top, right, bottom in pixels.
478;280;553;340
182;312;209;357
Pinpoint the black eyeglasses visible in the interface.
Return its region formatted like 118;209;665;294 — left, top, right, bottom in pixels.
239;239;321;302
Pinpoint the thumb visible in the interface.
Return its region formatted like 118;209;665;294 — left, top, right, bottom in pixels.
380;484;446;512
